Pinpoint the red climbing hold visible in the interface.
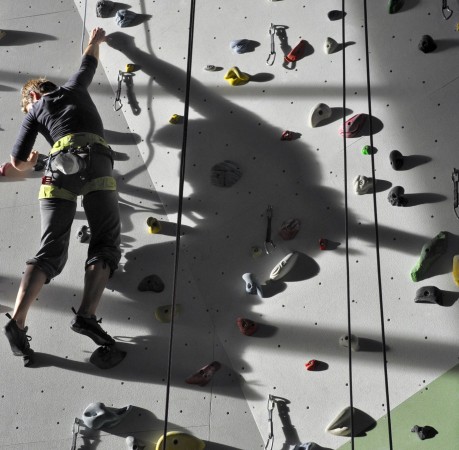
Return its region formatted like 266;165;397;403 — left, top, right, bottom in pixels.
236;317;258;336
284;40;307;63
305;359;317;371
186;361;221;386
319;238;327;250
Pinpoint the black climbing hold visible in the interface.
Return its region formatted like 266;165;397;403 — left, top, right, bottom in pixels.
328;10;345;21
418;35;436;53
387;186;407;206
138;274;165;293
414;286;442;305
90;345;127;369
389;150;404;170
411;425;438;440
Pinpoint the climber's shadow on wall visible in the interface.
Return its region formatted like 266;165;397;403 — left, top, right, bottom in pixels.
0;30;56;46
317;107;353;127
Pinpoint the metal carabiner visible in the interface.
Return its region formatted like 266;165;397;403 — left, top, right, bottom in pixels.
266;23;276;66
264;395;275;450
114;70;124;111
70;418;81;450
442;0;453;19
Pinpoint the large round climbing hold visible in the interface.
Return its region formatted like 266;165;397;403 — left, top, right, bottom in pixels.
210;160;242;187
155;431;205;450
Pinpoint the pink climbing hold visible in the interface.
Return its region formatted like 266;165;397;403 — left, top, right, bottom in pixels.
339;114;366;138
185;361;221;386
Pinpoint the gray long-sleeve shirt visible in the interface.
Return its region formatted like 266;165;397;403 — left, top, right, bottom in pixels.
12;55;104;161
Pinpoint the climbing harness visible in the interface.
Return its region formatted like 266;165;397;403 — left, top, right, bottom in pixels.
264;395;275;450
264;205;276;254
70;418;81;450
452;168;459;219
266;23;276;65
442;0;453;19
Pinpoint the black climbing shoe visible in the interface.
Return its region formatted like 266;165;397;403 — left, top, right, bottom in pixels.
70;309;115;346
3;313;33;356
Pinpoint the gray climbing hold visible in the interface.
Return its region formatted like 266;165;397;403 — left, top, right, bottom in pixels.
82;402;132;429
353;175;373;195
115;9;138;27
414;286;442;305
339;334;360;351
76;225;91;243
387;186;407;206
418;35;436;53
96;0;114;18
308;103;332;128
211;160;242;187
390;150;404;170
230;39;252;54
138;274;165;292
324;37;339;54
242;273;263;297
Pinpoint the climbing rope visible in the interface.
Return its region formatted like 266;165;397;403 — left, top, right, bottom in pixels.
362;1;393;448
160;0;197;448
340;2;355;449
81;0;88;55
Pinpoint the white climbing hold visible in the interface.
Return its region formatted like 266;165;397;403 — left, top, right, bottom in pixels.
339;334;360;351
353;175;373;195
269;252;299;280
326;406;354;436
324;37;339;54
308;103;332;128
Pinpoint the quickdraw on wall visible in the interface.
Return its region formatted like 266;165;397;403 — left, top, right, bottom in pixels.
114;64;141;114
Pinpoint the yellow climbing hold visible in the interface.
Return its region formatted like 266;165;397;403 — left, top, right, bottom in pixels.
156;431;205;450
147;216;161;234
224;66;250;86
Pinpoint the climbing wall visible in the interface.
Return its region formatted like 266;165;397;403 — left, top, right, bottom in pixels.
0;0;458;449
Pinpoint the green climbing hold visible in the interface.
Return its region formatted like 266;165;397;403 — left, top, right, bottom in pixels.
411;232;448;282
361;145;374;155
388;0;404;14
